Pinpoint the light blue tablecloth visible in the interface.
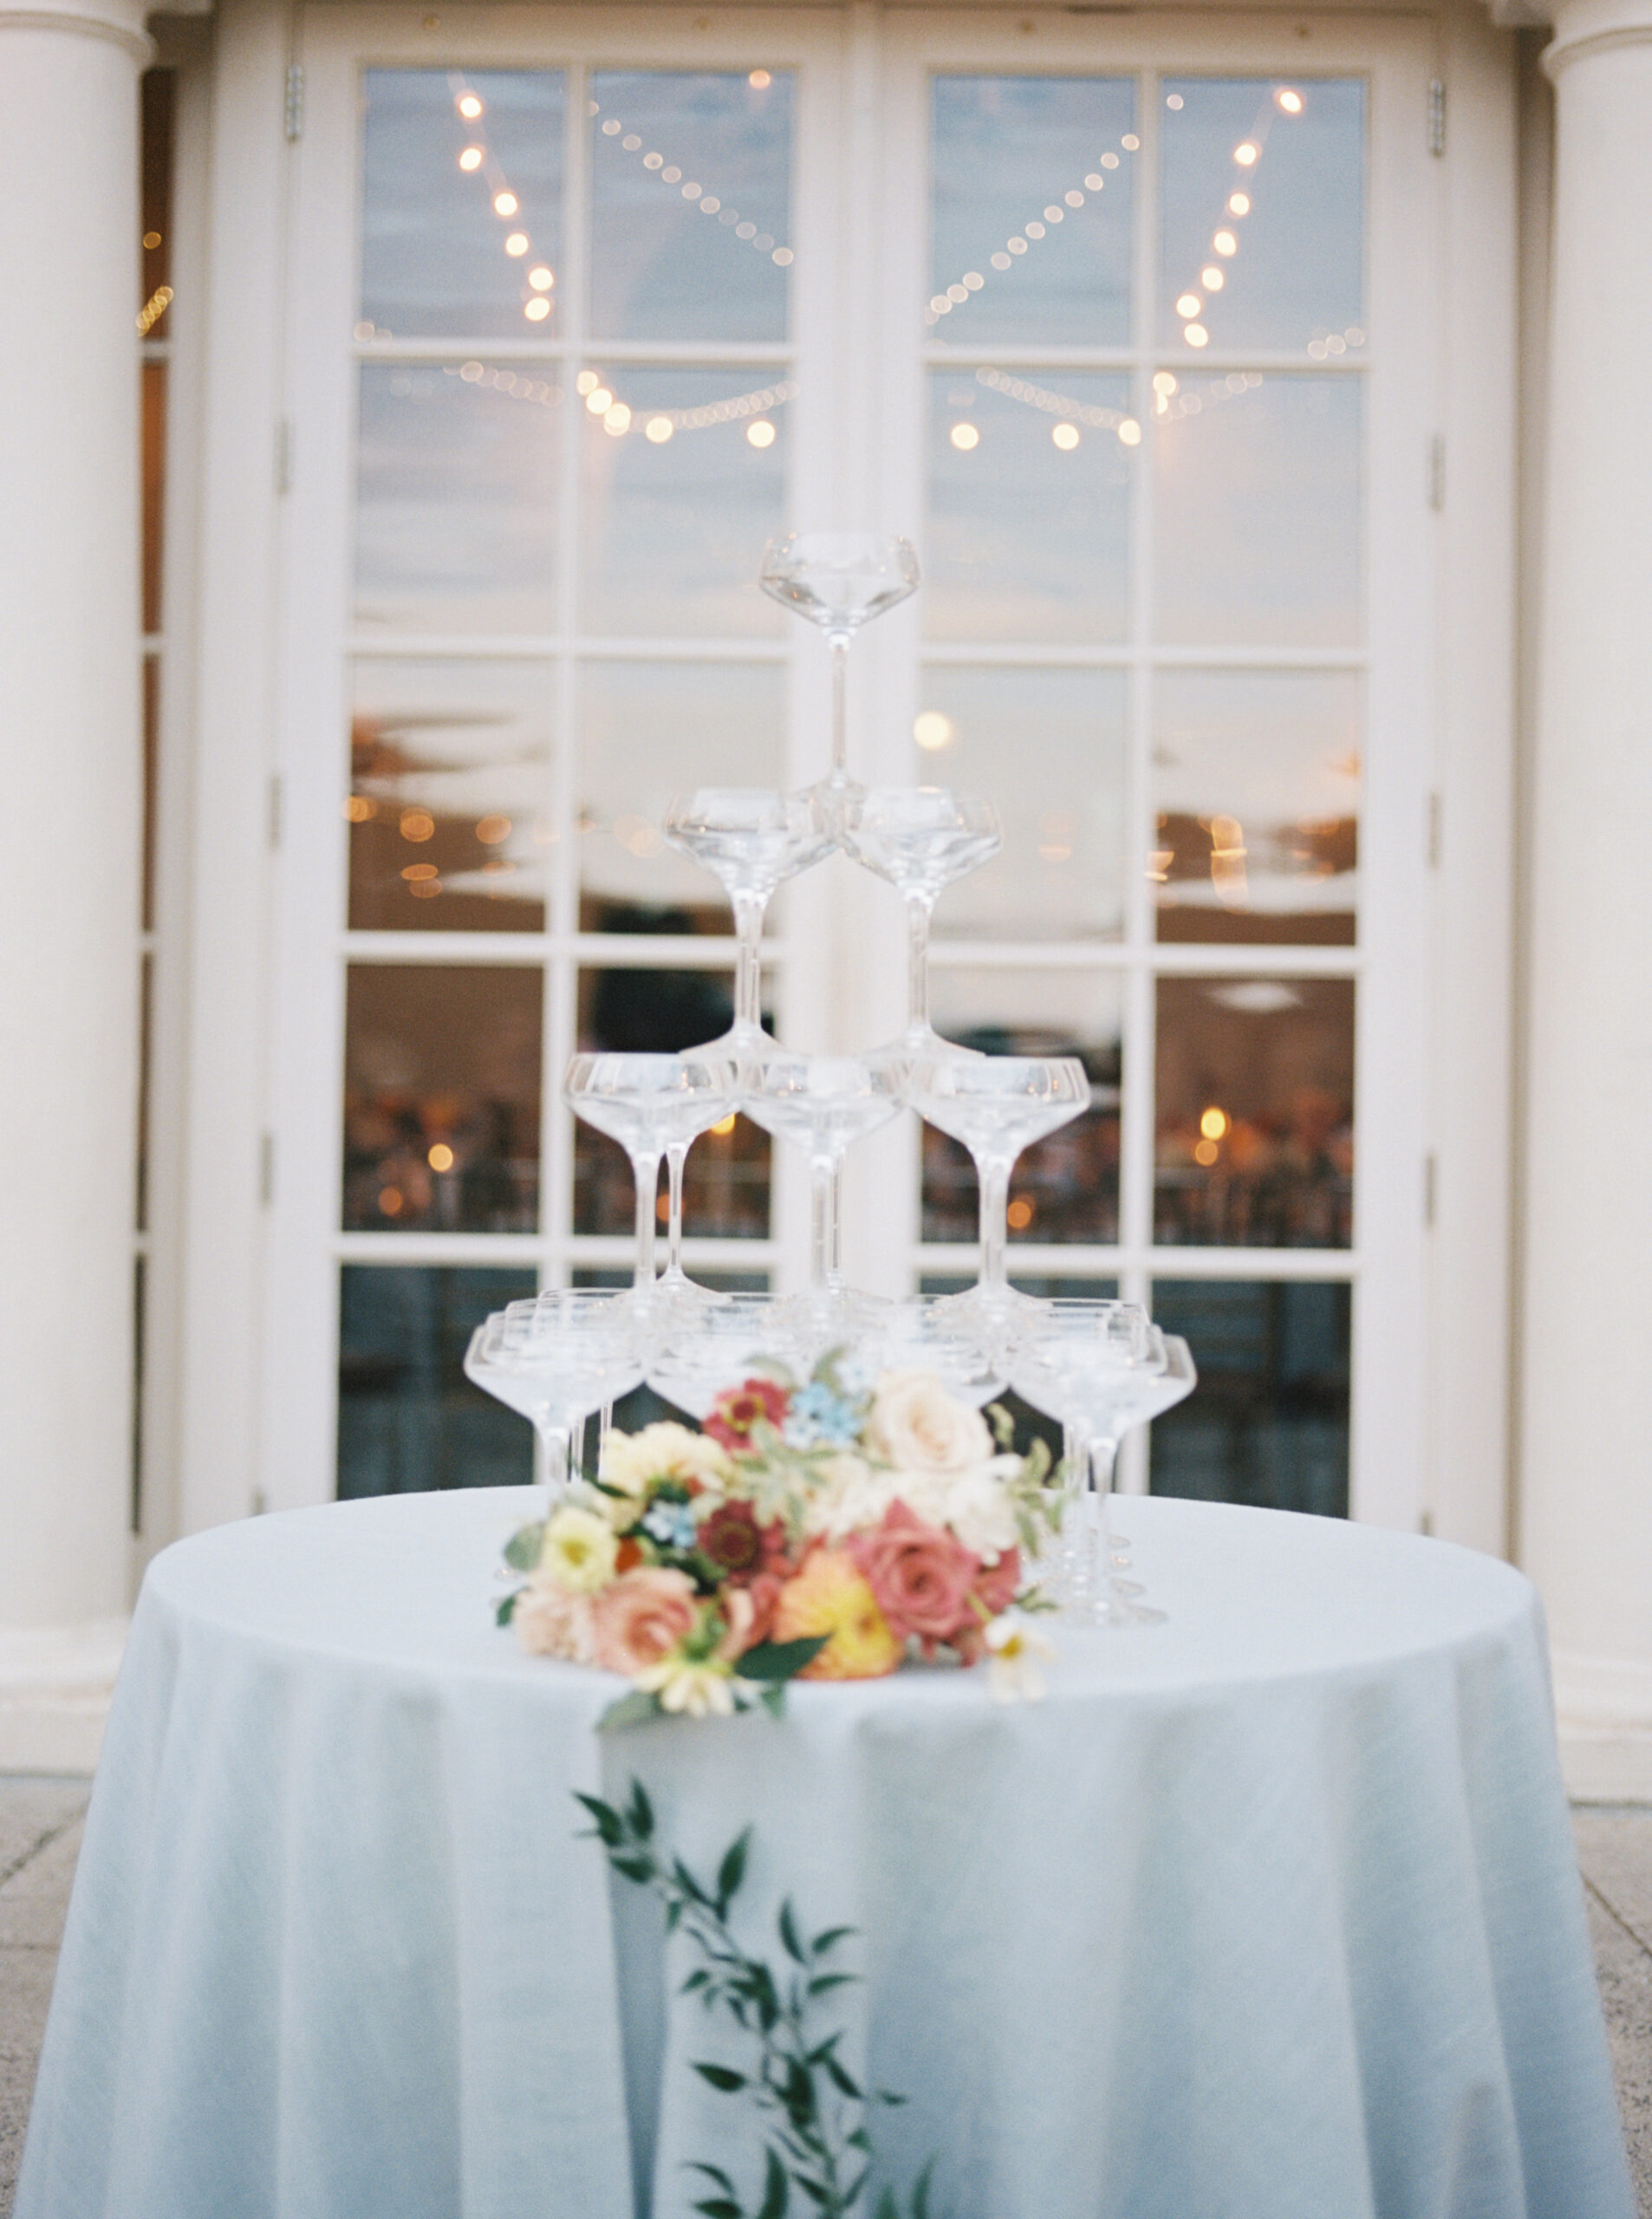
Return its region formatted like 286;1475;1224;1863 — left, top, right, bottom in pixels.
16;1488;1633;2219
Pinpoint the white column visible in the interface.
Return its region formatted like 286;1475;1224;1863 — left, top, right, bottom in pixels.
1522;0;1652;1789
0;0;149;1642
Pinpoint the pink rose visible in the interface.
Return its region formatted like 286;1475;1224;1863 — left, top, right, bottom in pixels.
513;1576;596;1663
714;1570;786;1663
590;1567;698;1676
972;1547;1022;1621
847;1500;980;1652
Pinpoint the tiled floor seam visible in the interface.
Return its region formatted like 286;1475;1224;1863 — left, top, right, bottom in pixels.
0;1821;81;1896
1582;1871;1652;1962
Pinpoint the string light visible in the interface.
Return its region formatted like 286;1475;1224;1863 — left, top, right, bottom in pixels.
974;365;1140;447
927;133;1139;327
458;92;483;119
587;89;794;266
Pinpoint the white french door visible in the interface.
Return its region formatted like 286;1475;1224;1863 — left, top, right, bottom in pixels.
259;1;1441;1530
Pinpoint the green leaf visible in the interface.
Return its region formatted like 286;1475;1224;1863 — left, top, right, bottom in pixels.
693;2062;747;2093
503;1521;546;1572
573;1793;623;1847
793;2176;831;2208
876;2193;900;2219
876;2090;908;2107
985;1400;1015;1448
777;1898;807;1964
673;1857;710;1906
680;1968;711;1995
693;2200;742;2219
626;1778;655;1838
612;1855;654;1884
598;1689;667;1733
911;2158;935;2219
757;2145;790;2219
841;2166;868;2209
736;1637;829;1682
824;2055;862;2100
689;2163;736;2193
760;1683;787;1719
810;1926;855;1956
495;1591;520;1626
715;1829;751;1914
805;1972;855;1997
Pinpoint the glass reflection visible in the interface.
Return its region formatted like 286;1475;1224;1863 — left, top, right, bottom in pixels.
349;661;553;931
579;660;785;926
1159;78;1363;355
927;371;1131;643
354;362;562;634
589;71;792;343
140;68;174;335
573;965;771;1240
342;965;542;1232
142;657;159;934
142;360;166;635
914;666;1127;940
922;968;1121;1245
578;368;788;636
361;71;565;341
930;77;1135;346
338;1265;538;1498
1152;374;1359;646
1148;1279;1350;1516
1152;668;1359;945
1154;976;1353;1247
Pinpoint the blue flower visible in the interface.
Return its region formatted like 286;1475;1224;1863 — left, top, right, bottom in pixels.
641;1500;699;1552
782;1381;862;1450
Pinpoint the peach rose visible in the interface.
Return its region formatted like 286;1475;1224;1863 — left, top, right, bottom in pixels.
513;1575;596;1663
590;1567;698;1676
847;1500;979;1651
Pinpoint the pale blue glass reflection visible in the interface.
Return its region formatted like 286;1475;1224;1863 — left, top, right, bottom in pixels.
590;72;792;342
578;368;787;636
930;77;1135;346
914;666;1127;940
1152;374;1360;646
361;72;564;341
1159;78;1363;354
927;372;1132;643
355;364;561;633
578;660;786;923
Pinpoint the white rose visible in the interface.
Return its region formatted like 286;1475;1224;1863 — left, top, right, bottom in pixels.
868;1370;994;1475
601;1422;733;1502
801;1453;901;1542
932;1460;1020;1560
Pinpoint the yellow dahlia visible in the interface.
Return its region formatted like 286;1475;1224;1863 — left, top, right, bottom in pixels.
772;1547;902;1681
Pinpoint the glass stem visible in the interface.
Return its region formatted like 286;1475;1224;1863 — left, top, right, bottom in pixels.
538;1423;570;1506
1087;1437;1119;1611
977;1154;1011;1292
810;1155;842;1291
906;892;934;1038
829;633;849;781
732;889;766;1034
632;1149;661;1288
665;1142;687;1277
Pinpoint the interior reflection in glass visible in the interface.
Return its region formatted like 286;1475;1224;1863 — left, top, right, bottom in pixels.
929;76;1135;347
923;967;1122;1245
342;965;542;1233
914;665;1127;940
1152;667;1360;946
1154;976;1353;1247
589;70;792;344
348;660;554;931
1148;1278;1350;1516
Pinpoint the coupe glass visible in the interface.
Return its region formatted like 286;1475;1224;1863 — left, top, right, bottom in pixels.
758;533;920;795
563;1051;736;1293
463;1290;644;1503
836;787;1002;1054
663;788;834;1050
909;1056;1090;1313
740;1053;907;1297
858;1300;1009;1408
645;1290;802;1418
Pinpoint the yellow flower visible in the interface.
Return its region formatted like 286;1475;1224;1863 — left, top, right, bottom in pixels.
601;1422;734;1512
634;1656;738;1717
539;1506;619;1594
772;1549;903;1682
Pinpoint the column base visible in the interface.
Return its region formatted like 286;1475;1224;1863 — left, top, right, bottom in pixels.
0;1618;127;1774
1553;1649;1652;1803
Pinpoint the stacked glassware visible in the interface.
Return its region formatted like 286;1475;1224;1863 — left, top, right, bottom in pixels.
466;536;1195;1628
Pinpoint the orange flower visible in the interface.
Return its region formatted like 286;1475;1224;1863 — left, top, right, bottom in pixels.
772;1548;902;1681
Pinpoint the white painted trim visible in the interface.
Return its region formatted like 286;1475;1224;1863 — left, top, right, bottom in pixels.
1553;1650;1652;1730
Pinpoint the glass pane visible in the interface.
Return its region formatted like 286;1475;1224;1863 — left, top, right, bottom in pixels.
1149;1279;1350;1516
1154;975;1353;1247
338;1265;537;1498
579;660;786;927
927;370;1132;643
577;367;788;636
922;968;1122;1245
929;77;1135;346
349;660;553;932
1153;668;1359;946
1159;78;1363;356
361;71;565;342
136;953;152;1233
343;964;541;1232
916;667;1128;941
1153;374;1359;646
140;68;174;335
589;70;792;343
142;656;159;934
573;964;771;1240
142;359;166;634
131;1254;145;1532
354;363;562;634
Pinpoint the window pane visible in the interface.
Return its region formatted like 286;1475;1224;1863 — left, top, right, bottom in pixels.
1154;975;1353;1247
1149;1279;1350;1516
343;964;541;1232
349;660;553;931
1159;77;1363;356
338;1265;538;1498
589;71;792;343
579;660;787;926
922;968;1122;1245
354;363;563;634
577;368;787;636
1153;668;1359;946
142;656;159;934
916;666;1127;941
927;371;1132;643
929;76;1135;346
142;359;166;634
140;68;174;333
1153;374;1359;647
361;71;565;341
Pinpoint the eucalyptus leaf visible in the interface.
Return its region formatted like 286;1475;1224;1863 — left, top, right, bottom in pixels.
598;1689;665;1732
495;1591;520;1627
757;2145;790;2219
502;1522;546;1572
693;2062;748;2092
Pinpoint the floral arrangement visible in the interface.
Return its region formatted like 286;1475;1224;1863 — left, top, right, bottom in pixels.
498;1357;1059;1724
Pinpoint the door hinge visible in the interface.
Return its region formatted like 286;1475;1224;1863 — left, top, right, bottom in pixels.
285;62;304;141
275;416;293;496
1428;433;1445;512
259;1130;276;1207
267;771;283;850
1427;789;1442;868
1423;1150;1437;1229
1428;79;1446;156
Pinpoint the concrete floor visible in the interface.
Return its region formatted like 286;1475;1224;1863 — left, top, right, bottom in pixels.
0;1781;1648;2216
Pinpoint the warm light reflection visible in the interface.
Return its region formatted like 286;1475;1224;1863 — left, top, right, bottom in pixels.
1051;422;1080;450
1228;192;1251;216
476;814;511;844
524;298;550;322
344;794;375;823
586;387;614;413
427;1142;456;1172
1153;371;1179;395
646;415;673;443
401;862;439;882
746;419;776;447
459;146;484;172
1213;231;1238;256
1118;419;1141;446
379;1186;405;1216
1200;1105;1230;1140
1193;1138;1219;1167
710;1112;738;1136
1184;323;1208;348
950;421;979;451
400;809;435;842
1234;142;1259;166
1277;88;1304;113
604;403;633;436
1201;266;1224;290
458;93;483;120
914;711;955;752
529;266;554;290
1005;1198;1034;1230
504;233;529;256
493;190;518;217
1176;292;1202;318
749;68;771;88
576;370;600;395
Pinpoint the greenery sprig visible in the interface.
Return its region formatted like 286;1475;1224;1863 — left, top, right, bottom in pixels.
577;1780;937;2219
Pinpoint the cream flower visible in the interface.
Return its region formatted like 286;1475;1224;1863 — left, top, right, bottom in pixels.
601;1422;734;1506
800;1452;901;1543
896;1456;1021;1561
512;1575;597;1663
868;1370;994;1476
984;1611;1057;1704
539;1505;619;1593
634;1656;739;1717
